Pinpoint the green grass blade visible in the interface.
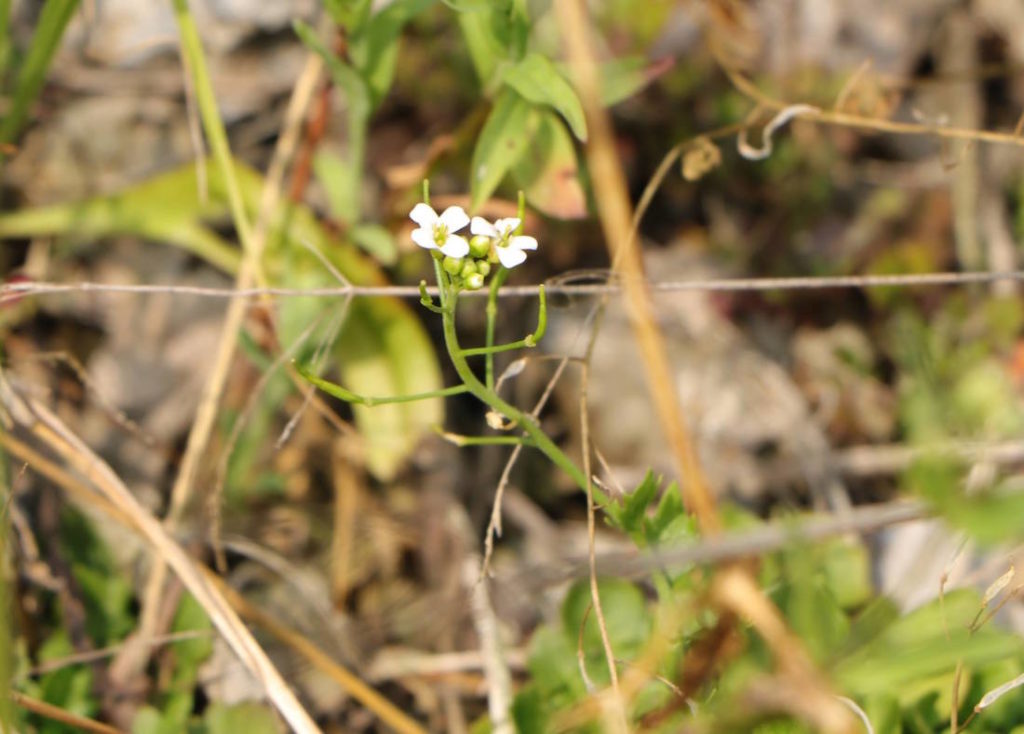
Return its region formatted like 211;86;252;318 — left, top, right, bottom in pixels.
0;0;79;145
171;0;254;254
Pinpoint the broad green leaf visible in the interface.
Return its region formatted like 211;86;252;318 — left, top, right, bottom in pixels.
349;0;433;107
454;0;526;84
821;538;872;609
0;168;242;272
352;223;398;265
203;702;279;734
132;694;193;734
0;161;443;480
777;545;849;663
503;53;587;141
0;0;79;144
324;0;372;31
909;457;1024;544
313;147;361;225
834;590;1021;697
556;56;673;107
170;594;213;688
470;88;536;212
511;110;587;219
562;578;650;681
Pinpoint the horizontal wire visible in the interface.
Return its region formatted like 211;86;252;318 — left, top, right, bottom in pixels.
3;268;1024;305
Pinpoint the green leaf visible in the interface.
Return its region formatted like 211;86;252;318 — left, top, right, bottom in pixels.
821;538;873;609
132;694;193;734
646;483;693;545
777;546;849;663
351;223;398;265
203;702;280;734
502;53;587;141
510;110;587;219
605;470;659;536
562;578;650;683
0;0;79;144
594;56;671;107
909;457;1024;544
313;147;361;226
834;589;1022;698
455;0;527;84
470;88;536;212
169;594;213;689
349;0;433;107
324;0;372;31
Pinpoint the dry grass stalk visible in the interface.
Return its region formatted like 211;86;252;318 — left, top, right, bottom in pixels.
554;3;857;731
0;377;322;734
125;48;325;686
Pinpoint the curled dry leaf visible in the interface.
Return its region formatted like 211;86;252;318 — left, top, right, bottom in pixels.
681;136;722;181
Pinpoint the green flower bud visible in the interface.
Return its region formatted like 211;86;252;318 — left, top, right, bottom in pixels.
465;273;485;290
442;255;463;275
460;259;478;278
469;235;492;259
476;261;491;277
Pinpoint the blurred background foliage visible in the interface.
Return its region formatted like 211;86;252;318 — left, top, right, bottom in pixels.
3;0;1024;732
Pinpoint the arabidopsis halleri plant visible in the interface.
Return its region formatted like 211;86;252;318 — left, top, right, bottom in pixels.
471;216;538;268
410;203;470;258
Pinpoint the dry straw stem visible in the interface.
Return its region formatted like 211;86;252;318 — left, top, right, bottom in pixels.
4;392;422;734
126;9;326;690
723;63;1024;150
10;690;126;734
555;4;856;731
205;570;428;734
0;378;322;734
555;0;719;534
579;361;627;728
712;567;854;732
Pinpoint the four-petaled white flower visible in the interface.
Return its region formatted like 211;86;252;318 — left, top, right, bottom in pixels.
410;203;470;258
470;216;538;268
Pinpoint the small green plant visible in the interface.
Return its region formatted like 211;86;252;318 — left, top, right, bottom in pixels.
297;183;592;492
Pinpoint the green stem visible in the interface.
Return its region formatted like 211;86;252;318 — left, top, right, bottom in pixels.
441;291;588;492
461;338;536;357
172;0;255;254
295;362;468;406
438;432;534;448
0;0;79;145
485;266;510;388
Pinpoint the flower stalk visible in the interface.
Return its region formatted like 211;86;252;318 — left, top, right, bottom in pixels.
298;185;591;496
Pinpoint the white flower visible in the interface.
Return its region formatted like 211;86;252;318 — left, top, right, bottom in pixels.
470;216;538;268
410;203;470;258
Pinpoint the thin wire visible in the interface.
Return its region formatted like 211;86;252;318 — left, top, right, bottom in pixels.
5;268;1024;304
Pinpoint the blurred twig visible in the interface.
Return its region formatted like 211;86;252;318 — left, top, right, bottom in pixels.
528;500;927;587
10;690;124;734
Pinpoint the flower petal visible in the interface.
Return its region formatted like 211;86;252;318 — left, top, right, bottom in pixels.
471;216;498;237
410;202;438;228
496;244;528;268
440;234;469;258
438;206;470;233
494;217;520;236
411;227;438;250
510;235;537;251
